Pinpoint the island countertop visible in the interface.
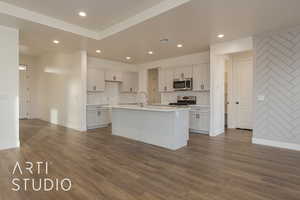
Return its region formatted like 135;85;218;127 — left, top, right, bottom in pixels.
112;105;191;112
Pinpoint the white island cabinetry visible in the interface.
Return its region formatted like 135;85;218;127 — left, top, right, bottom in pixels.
112;105;190;150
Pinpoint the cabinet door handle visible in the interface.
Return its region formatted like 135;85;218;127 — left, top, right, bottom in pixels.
113;76;116;81
236;102;240;105
164;86;167;91
201;84;204;90
97;111;101;116
130;88;133;92
93;86;97;91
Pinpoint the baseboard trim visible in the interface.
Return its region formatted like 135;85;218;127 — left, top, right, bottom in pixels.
0;140;20;151
252;138;300;151
87;124;109;130
189;129;209;135
209;129;224;137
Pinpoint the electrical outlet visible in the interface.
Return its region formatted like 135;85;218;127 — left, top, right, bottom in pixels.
257;95;265;101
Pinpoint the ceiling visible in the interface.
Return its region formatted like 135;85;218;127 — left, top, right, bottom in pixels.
0;0;164;31
1;0;300;64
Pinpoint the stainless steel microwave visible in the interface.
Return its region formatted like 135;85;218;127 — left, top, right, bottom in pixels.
173;78;193;91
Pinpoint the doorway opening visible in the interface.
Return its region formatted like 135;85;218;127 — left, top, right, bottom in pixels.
225;51;254;131
147;68;161;104
19;64;31;120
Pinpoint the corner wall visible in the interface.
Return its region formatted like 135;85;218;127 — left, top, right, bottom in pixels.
35;51;87;131
253;27;300;150
0;26;19;150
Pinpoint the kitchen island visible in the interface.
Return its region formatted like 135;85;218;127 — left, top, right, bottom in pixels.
111;105;190;150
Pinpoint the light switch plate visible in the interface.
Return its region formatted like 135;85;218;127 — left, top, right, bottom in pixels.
257;95;265;101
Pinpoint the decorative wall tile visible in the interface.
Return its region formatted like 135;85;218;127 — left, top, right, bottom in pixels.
254;27;300;144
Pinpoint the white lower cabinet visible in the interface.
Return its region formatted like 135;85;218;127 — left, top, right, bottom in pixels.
189;108;210;134
87;106;111;129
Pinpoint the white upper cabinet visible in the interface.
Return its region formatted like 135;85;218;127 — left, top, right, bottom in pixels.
159;68;174;92
158;64;209;93
121;72;139;93
105;71;123;82
174;66;193;80
193;63;210;91
87;68;105;92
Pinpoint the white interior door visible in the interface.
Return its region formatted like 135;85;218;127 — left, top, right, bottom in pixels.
234;58;253;129
19;66;30;119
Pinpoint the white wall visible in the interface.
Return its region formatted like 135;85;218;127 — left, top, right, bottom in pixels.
210;37;253;136
88;57;138;72
34;51;87;131
0;26;19;150
138;52;210;104
140;52;210;68
87;57;139;105
253;26;300;151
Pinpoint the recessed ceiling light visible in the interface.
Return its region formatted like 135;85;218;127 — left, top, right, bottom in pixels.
78;11;87;17
53;40;60;44
96;50;101;54
218;34;224;38
126;57;131;60
177;44;183;48
148;51;154;55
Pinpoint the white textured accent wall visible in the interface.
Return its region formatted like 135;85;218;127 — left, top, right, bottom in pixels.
253;27;300;148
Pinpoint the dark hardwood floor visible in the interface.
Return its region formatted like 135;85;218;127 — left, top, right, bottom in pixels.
1;120;300;200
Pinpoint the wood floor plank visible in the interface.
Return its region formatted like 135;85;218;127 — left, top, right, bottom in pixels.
0;120;299;200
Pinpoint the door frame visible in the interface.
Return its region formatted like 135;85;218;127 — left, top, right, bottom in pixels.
226;53;254;129
210;37;254;136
